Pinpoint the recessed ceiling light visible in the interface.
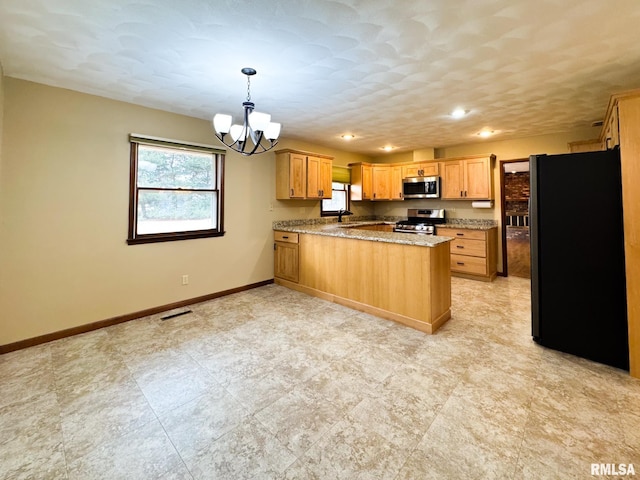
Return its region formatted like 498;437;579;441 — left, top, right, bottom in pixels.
341;134;355;140
381;145;395;152
451;108;467;119
477;130;494;138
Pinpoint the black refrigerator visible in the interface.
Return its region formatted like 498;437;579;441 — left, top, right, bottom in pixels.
530;148;629;370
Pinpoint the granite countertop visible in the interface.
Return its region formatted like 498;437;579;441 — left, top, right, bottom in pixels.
273;219;453;247
273;216;499;246
437;222;498;231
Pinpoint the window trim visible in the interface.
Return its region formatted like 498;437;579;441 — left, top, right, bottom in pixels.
320;182;351;217
127;135;225;245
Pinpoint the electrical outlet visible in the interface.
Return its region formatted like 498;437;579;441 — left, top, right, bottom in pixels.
182;274;189;285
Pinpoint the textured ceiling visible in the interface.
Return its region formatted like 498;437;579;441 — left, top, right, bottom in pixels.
1;0;640;155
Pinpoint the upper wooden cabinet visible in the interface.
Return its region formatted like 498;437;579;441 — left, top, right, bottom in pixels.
602;101;620;150
372;165;391;200
351;163;405;201
307;155;333;199
276;149;333;200
350;163;373;200
390;165;404;200
350;154;494;202
441;154;495;200
402;161;439;178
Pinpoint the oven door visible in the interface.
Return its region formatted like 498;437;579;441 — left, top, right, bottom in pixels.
402;176;440;199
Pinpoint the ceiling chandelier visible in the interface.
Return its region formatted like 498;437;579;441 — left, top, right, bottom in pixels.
213;67;281;156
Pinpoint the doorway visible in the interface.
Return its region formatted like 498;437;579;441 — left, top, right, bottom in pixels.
500;159;530;278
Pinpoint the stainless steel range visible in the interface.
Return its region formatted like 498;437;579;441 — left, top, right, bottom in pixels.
394;208;445;234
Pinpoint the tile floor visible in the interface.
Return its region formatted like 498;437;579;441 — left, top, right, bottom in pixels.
1;276;639;479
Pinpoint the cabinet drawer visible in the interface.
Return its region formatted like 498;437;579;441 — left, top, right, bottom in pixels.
450;238;486;257
451;254;487;275
437;228;486;241
274;231;299;243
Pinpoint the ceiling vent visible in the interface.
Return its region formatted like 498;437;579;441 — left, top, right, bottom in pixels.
591;120;604;127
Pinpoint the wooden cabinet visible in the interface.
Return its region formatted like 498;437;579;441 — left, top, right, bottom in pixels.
350;163;373;201
436;227;498;281
349;155;493;202
607;89;640;377
441;155;495;200
390;165;404;200
306;155;333;199
602;104;620;149
274;231;299;283
276;149;333;200
402;162;439;178
278;232;452;334
568;139;603;152
372;165;391;200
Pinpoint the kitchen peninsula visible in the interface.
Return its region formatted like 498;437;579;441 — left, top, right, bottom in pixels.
273;219;453;334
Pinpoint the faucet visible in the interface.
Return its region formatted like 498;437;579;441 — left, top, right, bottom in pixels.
338;209;353;223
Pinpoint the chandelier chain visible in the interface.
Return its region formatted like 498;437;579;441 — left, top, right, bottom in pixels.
246;76;251;102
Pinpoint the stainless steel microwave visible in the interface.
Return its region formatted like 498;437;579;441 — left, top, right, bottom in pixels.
402;176;440;199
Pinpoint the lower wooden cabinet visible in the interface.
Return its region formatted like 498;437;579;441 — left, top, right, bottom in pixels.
436;227;498;281
274;231;299;283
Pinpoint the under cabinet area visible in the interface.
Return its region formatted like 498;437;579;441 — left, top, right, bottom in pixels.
275;149;333;200
274;231;299;283
437;226;498;281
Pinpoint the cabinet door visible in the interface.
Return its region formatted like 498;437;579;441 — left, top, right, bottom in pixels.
421;162;439;176
391;165;404;200
464;157;492;199
361;164;373;200
402;164;421;178
441;160;464;199
289;153;307;198
306;156;321;199
320;157;333;198
274;242;299;282
372;165;391;200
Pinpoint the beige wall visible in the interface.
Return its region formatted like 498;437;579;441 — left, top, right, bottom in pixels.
0;78;369;346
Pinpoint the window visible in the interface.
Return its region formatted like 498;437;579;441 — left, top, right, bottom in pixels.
127;134;225;244
321;182;350;216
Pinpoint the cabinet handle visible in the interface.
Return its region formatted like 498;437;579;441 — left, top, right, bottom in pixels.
456;233;465;236
291;188;294;196
457;262;465;265
373;193;376;199
274;243;277;251
460;191;463;197
456;245;464;248
282;236;289;239
464;191;467;197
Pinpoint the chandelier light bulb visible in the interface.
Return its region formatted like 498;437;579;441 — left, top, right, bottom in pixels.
229;124;245;142
248;111;271;132
213;114;232;134
265;122;281;141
